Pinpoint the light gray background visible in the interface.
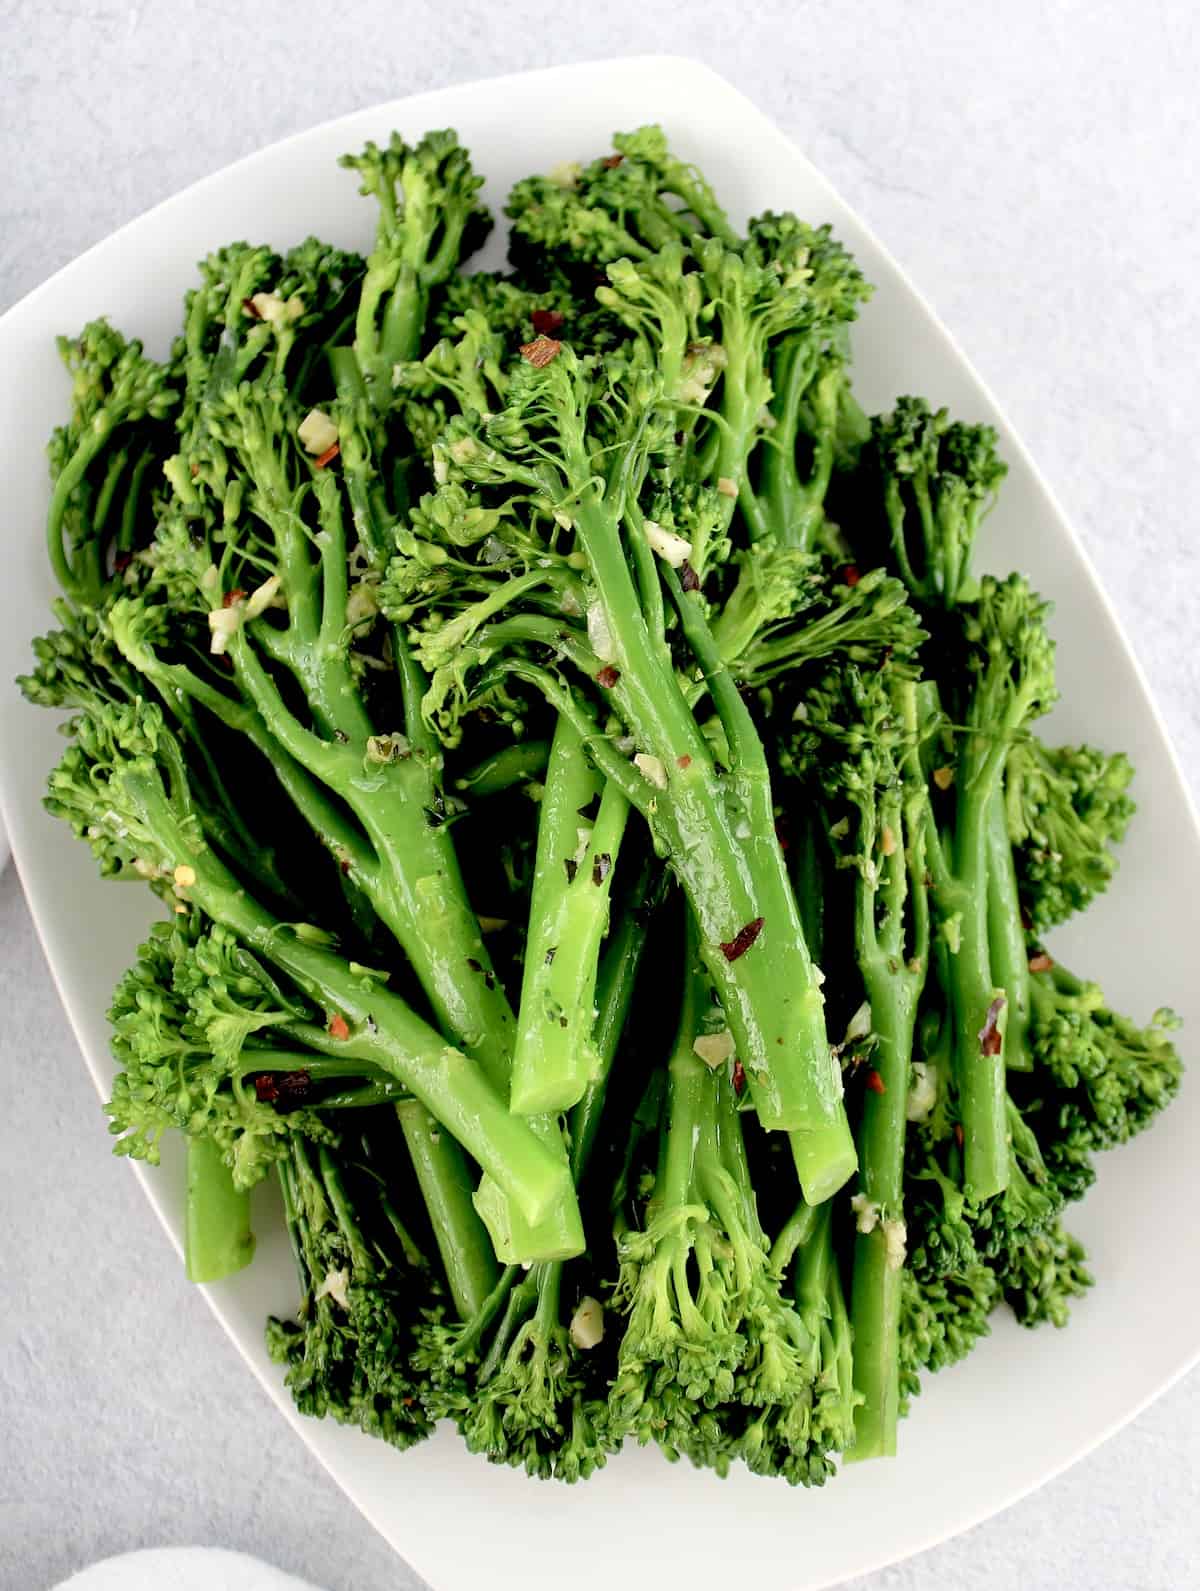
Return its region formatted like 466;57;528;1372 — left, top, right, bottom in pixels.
2;3;1197;1588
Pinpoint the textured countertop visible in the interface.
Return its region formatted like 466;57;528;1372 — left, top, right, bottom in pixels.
2;4;1198;1588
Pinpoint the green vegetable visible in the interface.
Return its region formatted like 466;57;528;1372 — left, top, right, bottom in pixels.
186;1134;255;1283
1005;739;1135;933
508;715;629;1116
266;1130;435;1448
20;117;1183;1487
50;699;571;1229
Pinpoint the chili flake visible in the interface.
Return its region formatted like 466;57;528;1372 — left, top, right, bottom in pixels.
720;917;765;962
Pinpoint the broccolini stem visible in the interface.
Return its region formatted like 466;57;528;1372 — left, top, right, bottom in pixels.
661;968;710;1215
985;779;1032;1072
510;716;630;1116
317;1142;375;1278
663;563;766;776
569;854;662;1181
667;171;740;248
238;1047;388;1080
478;1273;540;1383
846;686;932;1456
947;785;1009;1202
902;684;1007;1198
185;1134;256;1283
116;447;154;555
622;503;669;651
328;347;393;561
456;740;550;797
789;808;826;965
756;342;840;552
752;338;809;544
47;424;114;602
396;1099;499;1319
472;1115;585;1266
449;1264;522;1364
316;1080;410;1109
793;1198;843;1319
847;968;918;1460
857;954;920;1210
770;1201;819;1272
312;473;353;658
92;447;127;543
379;264;426;371
276;1147;307;1300
847;1221;901;1461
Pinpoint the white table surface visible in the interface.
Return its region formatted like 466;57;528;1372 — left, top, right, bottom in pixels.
2;3;1198;1588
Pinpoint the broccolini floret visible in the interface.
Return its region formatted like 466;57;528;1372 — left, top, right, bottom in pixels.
1006;739;1136;932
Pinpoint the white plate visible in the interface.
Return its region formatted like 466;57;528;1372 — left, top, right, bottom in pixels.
0;54;1196;1591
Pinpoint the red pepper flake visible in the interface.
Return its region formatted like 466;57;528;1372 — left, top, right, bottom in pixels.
243;297;263;319
677;754;692;770
328;1013;350;1041
774;819;790;852
978;995;1006;1058
954;1122;965;1149
531;308;565;336
222;587;246;608
841;564;861;587
339;856;352;876
595;664;621;689
720;916;765;962
864;1068;886;1095
1028;951;1054;973
255;1070;312;1112
190;462;200;479
519;335;563;368
314;442;340;469
113;551;133;573
731;1058;747;1096
602;153;624;169
679;561;701;593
